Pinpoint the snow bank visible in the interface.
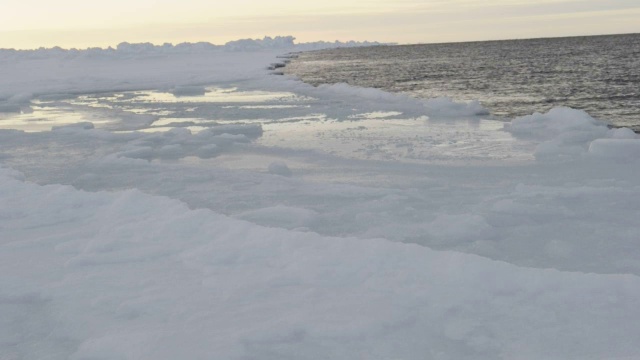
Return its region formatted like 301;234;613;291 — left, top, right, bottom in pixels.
505;107;640;160
2;167;640;359
225;35;297;51
0;36;381;57
507;107;609;141
587;127;640;160
0;50;278;99
0;35;385;105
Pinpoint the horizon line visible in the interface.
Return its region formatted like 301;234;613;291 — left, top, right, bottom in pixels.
2;31;638;52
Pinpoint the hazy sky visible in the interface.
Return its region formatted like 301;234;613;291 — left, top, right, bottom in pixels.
1;0;639;49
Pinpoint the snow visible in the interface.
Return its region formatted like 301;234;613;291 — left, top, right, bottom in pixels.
3;167;640;359
589;139;640;160
267;161;293;177
505;107;613;160
1;37;640;359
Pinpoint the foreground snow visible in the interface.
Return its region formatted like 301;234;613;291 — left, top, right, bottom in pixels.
1;39;640;359
2;167;640;359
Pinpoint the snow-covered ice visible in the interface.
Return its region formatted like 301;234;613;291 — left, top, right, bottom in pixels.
1;38;640;359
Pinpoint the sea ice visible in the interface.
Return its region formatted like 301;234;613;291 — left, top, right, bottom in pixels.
2;167;640;359
1;37;640;359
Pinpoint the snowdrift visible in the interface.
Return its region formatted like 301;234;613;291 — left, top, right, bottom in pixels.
2;167;640;359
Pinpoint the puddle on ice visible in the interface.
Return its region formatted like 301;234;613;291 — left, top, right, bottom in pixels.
0;86;303;132
0;85;535;163
73;87;303;105
0;104;114;132
258;117;534;164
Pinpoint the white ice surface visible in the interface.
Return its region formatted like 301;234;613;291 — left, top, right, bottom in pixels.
2;167;640;360
2;40;640;359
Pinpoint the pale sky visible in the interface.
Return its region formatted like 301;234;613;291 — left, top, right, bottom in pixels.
1;0;639;49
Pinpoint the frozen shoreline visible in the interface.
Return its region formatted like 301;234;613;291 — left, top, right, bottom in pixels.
2;40;640;359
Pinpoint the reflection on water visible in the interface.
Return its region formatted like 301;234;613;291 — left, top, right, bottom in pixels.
0;87;306;132
74;87;302;105
0;105;112;132
0;85;535;163
258;117;532;163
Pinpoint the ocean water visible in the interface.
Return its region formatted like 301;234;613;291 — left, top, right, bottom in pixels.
285;33;640;131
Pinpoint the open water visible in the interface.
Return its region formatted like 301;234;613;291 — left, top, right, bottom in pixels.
285;33;640;131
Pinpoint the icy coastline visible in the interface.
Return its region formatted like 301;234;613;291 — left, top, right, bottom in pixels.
2;38;640;359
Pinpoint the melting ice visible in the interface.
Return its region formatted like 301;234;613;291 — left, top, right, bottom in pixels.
1;39;640;360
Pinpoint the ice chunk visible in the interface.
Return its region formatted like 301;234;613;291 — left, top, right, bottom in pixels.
506;107;610;160
507;107;608;141
608;127;638;139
